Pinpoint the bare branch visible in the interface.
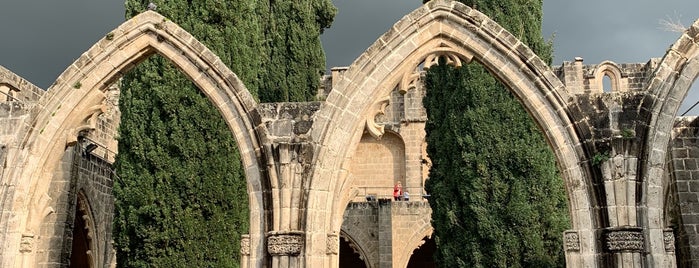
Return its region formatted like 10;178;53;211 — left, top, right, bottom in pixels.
659;12;686;33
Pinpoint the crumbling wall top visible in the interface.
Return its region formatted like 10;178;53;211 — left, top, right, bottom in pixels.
0;65;44;103
554;58;660;94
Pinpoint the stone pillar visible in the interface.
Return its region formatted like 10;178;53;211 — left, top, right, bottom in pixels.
377;198;393;268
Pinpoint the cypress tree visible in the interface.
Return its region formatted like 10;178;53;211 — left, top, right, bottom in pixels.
423;1;569;267
114;0;335;265
260;0;336;102
114;1;261;266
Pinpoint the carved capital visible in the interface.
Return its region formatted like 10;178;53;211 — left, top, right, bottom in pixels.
663;229;675;252
240;234;250;256
327;233;339;255
19;233;34;253
604;226;644;252
267;231;304;256
563;230;580;252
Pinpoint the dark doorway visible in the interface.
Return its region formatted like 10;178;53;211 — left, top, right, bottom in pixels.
339;236;367;268
407;237;436;268
69;200;92;268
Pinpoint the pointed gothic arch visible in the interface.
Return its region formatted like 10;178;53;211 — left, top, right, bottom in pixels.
396;223;433;268
306;0;596;266
641;19;699;267
0;10;268;267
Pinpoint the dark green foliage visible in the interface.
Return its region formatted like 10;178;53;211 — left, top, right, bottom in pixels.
125;0;266;98
114;1;263;266
260;0;336;102
423;0;568;267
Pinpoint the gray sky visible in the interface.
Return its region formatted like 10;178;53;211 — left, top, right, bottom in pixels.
1;1;698;113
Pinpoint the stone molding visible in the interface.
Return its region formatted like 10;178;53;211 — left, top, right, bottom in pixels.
267;231;304;256
240;234;250;256
603;226;644;252
564;230;580;252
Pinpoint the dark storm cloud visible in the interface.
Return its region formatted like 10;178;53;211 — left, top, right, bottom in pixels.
0;1;124;88
1;1;698;112
543;0;699;64
321;0;421;69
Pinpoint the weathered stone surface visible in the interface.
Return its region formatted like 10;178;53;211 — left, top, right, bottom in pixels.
3;1;699;267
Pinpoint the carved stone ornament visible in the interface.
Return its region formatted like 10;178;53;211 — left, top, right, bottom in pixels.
663;229;675;252
267;231;304;256
564;230;580;251
365;95;390;140
240;234;250;256
19;233;34;253
398;43;472;95
327;233;339;255
604;227;644;252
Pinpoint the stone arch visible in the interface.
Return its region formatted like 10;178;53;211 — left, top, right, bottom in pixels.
308;0;596;265
70;191;98;268
395;222;433;268
590;61;627;93
339;230;372;268
1;10;267;267
642;19;699;267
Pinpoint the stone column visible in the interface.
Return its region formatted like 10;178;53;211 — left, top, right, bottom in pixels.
377;198;393;268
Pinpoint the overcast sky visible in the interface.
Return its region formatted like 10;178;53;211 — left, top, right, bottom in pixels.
1;1;698;113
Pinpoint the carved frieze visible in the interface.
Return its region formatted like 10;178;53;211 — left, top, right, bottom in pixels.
241;234;250;256
564;230;580;251
604;227;644;252
267;231;304;256
663;229;675;252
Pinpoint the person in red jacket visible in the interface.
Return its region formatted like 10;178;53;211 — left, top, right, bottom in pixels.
393;181;402;201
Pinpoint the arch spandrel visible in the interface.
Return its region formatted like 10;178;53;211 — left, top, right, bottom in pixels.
308;0;595;266
3;10;267;267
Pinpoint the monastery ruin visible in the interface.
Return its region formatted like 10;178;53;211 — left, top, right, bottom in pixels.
2;0;699;267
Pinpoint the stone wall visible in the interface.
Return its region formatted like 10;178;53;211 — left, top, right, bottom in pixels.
554;58;659;93
71;140;116;267
668;117;699;267
349;133;406;200
342;201;380;267
40;141;115;267
341;200;432;268
0;101;29;145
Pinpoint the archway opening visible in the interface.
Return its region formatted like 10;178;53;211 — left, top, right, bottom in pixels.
111;54;250;266
339;236;368;268
602;74;613;93
406;237;436;268
70;196;93;268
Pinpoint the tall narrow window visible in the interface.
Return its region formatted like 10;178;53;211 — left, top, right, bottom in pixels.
603;74;613;93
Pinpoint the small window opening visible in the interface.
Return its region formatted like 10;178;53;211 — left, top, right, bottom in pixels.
602;75;613;93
